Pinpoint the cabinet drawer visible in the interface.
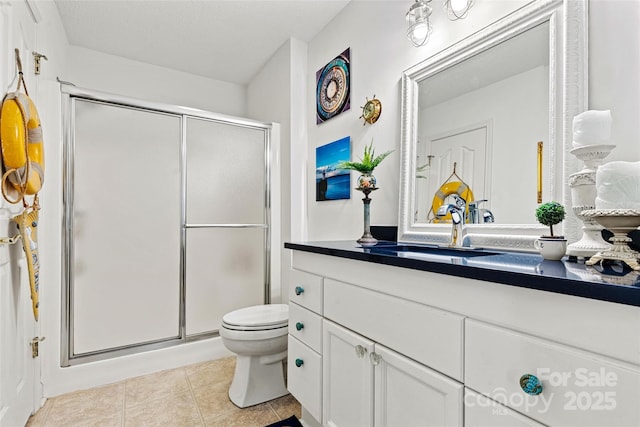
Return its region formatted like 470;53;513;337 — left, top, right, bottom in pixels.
465;319;640;426
288;335;322;423
289;269;323;314
289;302;322;353
323;278;464;381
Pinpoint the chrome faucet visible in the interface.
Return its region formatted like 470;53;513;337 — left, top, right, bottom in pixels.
482;209;495;223
469;200;495;224
436;201;464;247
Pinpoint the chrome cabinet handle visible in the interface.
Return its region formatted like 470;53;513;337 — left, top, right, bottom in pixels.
295;322;304;331
370;352;382;366
520;374;543;395
295;358;304;367
295;286;304;295
355;345;367;358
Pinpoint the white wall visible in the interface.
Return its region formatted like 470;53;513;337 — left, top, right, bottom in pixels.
247;37;308;303
248;39;290;305
65;46;247;116
304;0;529;240
589;0;640;163
303;0;640;240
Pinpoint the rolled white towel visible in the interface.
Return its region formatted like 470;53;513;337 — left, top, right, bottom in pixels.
595;161;640;209
572;110;612;147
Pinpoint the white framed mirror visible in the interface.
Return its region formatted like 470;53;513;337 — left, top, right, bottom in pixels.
398;0;587;251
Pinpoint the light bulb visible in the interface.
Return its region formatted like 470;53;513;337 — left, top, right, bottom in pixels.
406;0;433;46
412;22;430;40
450;0;468;13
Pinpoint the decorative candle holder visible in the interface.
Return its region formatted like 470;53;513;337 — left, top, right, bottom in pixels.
566;144;616;259
582;209;640;271
357;186;378;246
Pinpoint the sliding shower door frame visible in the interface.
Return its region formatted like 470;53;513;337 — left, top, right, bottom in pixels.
61;85;273;366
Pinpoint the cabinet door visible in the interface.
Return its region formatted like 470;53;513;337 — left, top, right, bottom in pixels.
374;344;463;427
465;389;545;427
323;320;375;427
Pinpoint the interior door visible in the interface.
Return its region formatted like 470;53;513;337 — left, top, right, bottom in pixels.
0;2;41;425
426;123;490;219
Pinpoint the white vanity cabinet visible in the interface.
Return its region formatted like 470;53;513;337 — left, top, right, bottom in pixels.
323;320;463;427
289;271;465;427
287;249;640;427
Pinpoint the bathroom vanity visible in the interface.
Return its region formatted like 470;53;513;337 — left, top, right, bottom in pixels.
285;1;639;425
285;241;640;427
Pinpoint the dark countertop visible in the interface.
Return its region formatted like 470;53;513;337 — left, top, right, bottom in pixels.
284;240;640;307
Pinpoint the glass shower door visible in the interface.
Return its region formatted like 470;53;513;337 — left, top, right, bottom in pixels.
69;100;182;356
63;87;273;363
184;117;269;336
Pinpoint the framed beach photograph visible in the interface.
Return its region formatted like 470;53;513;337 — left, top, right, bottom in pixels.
316;136;351;201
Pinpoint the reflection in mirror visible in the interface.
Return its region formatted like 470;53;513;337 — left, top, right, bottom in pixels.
399;0;587;250
415;21;549;225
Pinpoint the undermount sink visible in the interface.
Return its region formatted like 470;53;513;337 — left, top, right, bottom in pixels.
365;243;500;258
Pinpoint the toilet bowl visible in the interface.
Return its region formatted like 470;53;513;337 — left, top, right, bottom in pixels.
220;304;289;408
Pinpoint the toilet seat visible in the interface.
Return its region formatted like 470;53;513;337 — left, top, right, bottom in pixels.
222;304;288;331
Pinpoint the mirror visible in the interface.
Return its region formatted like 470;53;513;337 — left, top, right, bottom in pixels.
399;0;587;251
415;21;549;225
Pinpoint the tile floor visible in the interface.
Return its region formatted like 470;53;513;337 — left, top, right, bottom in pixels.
26;357;301;427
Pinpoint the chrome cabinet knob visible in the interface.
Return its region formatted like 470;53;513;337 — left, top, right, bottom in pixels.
295;358;304;367
295;286;304;295
520;374;543;395
355;345;367;358
295;322;304;331
370;352;382;366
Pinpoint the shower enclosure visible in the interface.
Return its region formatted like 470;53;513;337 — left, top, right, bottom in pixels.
61;86;275;365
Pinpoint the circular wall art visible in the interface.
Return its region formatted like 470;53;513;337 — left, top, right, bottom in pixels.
316;48;350;124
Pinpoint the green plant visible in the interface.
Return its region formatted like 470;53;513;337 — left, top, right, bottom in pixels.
337;141;393;174
535;201;566;237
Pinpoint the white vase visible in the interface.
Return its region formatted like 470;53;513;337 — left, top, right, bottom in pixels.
534;237;567;261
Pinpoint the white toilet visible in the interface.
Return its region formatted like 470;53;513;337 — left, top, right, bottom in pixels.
219;303;289;408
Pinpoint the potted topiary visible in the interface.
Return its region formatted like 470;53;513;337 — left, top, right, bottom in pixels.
534;201;567;260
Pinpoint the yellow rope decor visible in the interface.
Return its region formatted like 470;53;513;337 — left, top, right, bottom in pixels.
13;204;40;320
429;162;474;223
1;49;45;321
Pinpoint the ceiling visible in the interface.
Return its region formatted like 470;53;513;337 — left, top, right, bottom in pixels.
54;0;351;85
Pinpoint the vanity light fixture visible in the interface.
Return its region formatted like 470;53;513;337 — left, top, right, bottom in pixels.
443;0;474;21
406;0;474;47
406;0;433;47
